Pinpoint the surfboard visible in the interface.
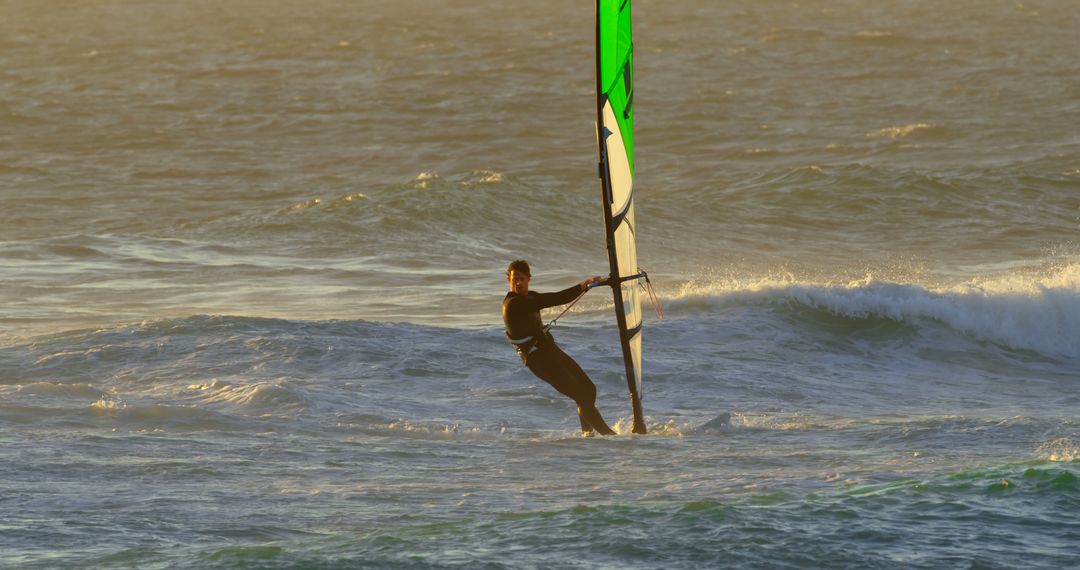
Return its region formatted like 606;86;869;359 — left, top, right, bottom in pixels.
595;0;653;435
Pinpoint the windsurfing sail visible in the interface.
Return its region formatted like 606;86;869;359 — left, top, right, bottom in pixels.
596;0;649;435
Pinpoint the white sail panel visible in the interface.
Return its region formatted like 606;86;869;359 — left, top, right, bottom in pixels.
603;99;643;398
602;101;633;219
614;217;642;396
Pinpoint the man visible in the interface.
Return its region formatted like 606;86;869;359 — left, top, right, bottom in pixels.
502;259;616;435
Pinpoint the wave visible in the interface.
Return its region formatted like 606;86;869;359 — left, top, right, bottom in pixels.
172;170;579;266
308;459;1080;570
15;381;107;400
187;377;312;414
666;264;1080;359
0;315;509;428
865;122;940;139
0;397;250;432
3;302;1075;438
88;399;247;432
839;462;1080;500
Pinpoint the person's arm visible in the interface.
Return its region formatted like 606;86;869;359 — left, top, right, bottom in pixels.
532;276;605;309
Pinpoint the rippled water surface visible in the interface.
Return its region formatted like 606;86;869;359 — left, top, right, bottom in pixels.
3;0;1079;567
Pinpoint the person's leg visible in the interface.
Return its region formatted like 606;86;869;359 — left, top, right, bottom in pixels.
577;408;593;435
548;347;615;435
527;347;615;435
577;402;616;435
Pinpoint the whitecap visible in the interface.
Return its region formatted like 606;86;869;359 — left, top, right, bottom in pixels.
1039;437;1079;462
866;123;934;139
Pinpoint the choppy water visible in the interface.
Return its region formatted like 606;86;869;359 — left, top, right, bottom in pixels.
3;0;1079;568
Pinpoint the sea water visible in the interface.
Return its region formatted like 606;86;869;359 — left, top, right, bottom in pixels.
2;0;1079;567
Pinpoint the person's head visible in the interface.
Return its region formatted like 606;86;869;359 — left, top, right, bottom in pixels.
507;259;531;295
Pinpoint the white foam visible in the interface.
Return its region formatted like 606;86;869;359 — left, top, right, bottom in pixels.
469;170;503;185
90;397;127;411
1039;437;1079;463
194;377;311;412
609;416;690;437
413;171;440;188
366;418;503;441
865;122;934;139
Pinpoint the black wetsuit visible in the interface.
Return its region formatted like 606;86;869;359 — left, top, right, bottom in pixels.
502;286;615;435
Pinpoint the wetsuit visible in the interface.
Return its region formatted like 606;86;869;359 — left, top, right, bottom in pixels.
502;286;615;435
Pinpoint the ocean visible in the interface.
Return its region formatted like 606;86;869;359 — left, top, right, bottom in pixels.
3;0;1079;567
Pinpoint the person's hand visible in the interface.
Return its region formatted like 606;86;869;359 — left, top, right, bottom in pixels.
580;276;606;290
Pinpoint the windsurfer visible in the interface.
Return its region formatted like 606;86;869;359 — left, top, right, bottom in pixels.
502;259;616;435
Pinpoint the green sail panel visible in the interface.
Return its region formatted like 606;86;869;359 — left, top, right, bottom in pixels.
597;0;635;174
596;0;645;433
